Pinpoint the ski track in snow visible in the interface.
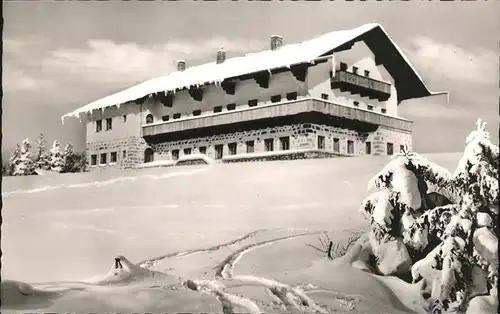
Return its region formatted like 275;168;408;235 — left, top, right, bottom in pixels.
2;166;210;198
138;229;264;268
139;228;330;312
213;231;322;279
138;227;314;268
230;275;328;314
138;228;414;313
186;279;262;314
206;230;329;313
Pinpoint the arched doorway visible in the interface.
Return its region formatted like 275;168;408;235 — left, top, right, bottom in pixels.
146;114;154;124
144;148;154;163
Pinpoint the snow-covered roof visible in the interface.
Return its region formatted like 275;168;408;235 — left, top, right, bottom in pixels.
62;23;444;121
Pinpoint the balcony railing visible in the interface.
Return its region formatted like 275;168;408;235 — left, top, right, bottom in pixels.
142;98;412;138
330;70;391;101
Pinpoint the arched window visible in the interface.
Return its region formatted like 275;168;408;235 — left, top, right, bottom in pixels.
144;148;154;163
146;114;154;124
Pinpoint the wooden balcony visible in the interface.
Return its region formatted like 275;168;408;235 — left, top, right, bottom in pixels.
142;98;412;139
330;70;391;101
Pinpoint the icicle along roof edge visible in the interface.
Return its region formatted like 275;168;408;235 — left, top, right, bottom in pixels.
61;23;445;123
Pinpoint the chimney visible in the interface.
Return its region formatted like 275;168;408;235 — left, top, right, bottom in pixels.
177;60;186;71
270;35;283;51
216;48;226;64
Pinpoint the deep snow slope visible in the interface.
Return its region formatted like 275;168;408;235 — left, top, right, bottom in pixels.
2;153;461;283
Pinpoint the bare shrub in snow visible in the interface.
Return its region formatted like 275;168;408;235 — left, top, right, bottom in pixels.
359;119;498;314
307;231;364;259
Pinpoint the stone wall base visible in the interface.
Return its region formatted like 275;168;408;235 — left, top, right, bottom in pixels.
222;150;350;163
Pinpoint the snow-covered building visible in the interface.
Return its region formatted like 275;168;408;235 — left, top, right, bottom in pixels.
62;23;444;170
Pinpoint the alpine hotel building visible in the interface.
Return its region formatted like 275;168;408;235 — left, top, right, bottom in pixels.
62;24;443;170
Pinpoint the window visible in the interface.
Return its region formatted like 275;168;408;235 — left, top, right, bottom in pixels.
246;140;255;153
171;149;179;160
123;115;127;122
381;108;387;114
96;120;102;132
248;99;258;107
183;148;192;155
199;146;207;154
318;136;325;150
321;93;329;100
347;140;354;154
214;106;222;113
367;105;374;111
228;142;237;155
144;148;154;163
352;66;358;75
364;70;370;77
279;137;290;151
215;144;224;159
100;153;107;165
146;114;154;124
366;142;372;155
110;152;117;164
333;138;340;153
340;62;348;71
173;113;181;119
162;115;170;122
387;143;394;155
122;150;126;159
353;101;359;107
264;138;274;152
286;92;297;101
226;103;236;111
193;110;201;116
400;145;405;153
270;95;281;103
91;154;97;166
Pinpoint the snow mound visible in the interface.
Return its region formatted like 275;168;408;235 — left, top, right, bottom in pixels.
86;255;180;286
0;280;55;309
174;153;213;166
135;160;176;169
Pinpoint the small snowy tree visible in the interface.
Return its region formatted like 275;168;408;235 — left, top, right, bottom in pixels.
7;145;21;176
359;119;498;314
49;140;65;173
13;139;36;176
34;133;51;170
62;142;77;173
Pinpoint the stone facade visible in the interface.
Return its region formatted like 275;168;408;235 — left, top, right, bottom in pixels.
149;123;412;161
86;136;149;170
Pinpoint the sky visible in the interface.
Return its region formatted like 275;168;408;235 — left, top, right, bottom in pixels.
3;1;499;156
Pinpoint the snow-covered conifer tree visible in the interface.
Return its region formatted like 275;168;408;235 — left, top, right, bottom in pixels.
34;133;50;170
13;139;35;176
359;119;498;314
7;144;21;176
63;142;75;173
49;140;65;173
